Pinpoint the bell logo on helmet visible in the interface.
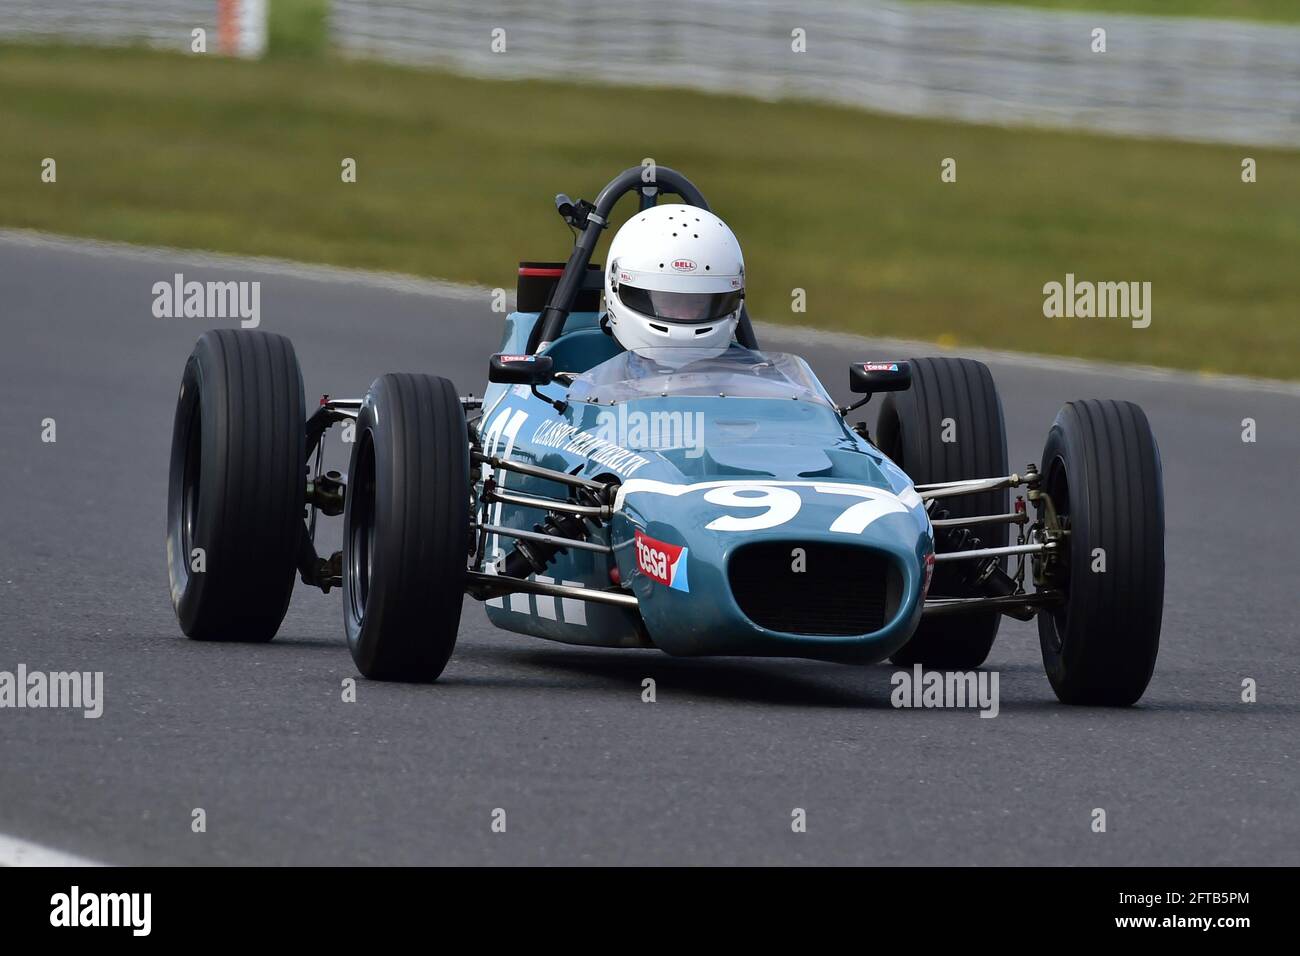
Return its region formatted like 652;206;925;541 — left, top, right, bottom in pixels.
671;259;697;273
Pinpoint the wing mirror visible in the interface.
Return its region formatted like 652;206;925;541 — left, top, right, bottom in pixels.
850;361;911;395
489;353;554;386
841;361;911;418
489;353;568;414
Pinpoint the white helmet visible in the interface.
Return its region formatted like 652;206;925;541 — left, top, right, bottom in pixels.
604;204;744;353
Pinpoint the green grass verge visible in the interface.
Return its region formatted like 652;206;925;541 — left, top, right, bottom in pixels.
267;0;329;58
909;0;1300;23
2;44;1297;378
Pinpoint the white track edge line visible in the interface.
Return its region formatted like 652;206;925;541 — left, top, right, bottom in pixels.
2;227;1296;398
0;832;106;867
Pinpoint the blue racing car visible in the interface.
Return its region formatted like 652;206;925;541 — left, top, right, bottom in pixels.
167;166;1165;706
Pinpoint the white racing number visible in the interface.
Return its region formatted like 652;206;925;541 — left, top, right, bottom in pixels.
480;406;529;609
703;485;801;531
617;479;918;534
814;483;911;534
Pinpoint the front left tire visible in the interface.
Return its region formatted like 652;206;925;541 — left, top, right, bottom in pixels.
343;373;470;682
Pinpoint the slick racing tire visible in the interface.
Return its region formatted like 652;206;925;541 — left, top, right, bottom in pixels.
343;373;470;682
1037;400;1164;706
876;357;1008;668
167;330;306;642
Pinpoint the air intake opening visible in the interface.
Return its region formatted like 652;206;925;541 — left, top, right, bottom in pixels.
728;542;899;636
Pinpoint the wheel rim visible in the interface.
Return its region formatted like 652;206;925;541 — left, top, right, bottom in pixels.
180;398;202;561
347;432;377;623
1043;453;1072;652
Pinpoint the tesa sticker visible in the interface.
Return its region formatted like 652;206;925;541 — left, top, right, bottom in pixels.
634;530;690;592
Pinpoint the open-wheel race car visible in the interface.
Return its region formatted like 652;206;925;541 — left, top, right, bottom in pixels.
167;166;1165;706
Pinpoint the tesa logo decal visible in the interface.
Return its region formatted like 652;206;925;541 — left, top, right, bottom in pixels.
499;354;534;363
671;259;697;273
634;530;690;592
863;362;899;372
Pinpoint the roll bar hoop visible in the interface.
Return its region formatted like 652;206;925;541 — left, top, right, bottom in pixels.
525;166;758;353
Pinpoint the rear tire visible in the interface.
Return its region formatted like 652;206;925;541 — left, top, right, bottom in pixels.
876;357;1008;668
167;330;306;642
343;373;470;682
1037;400;1164;706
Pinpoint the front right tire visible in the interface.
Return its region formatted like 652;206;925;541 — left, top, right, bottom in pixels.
343;373;470;682
1037;399;1164;705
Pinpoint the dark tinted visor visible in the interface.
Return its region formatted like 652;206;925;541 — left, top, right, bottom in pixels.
618;284;743;323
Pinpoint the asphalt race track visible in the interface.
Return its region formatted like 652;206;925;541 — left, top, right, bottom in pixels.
1;232;1296;866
